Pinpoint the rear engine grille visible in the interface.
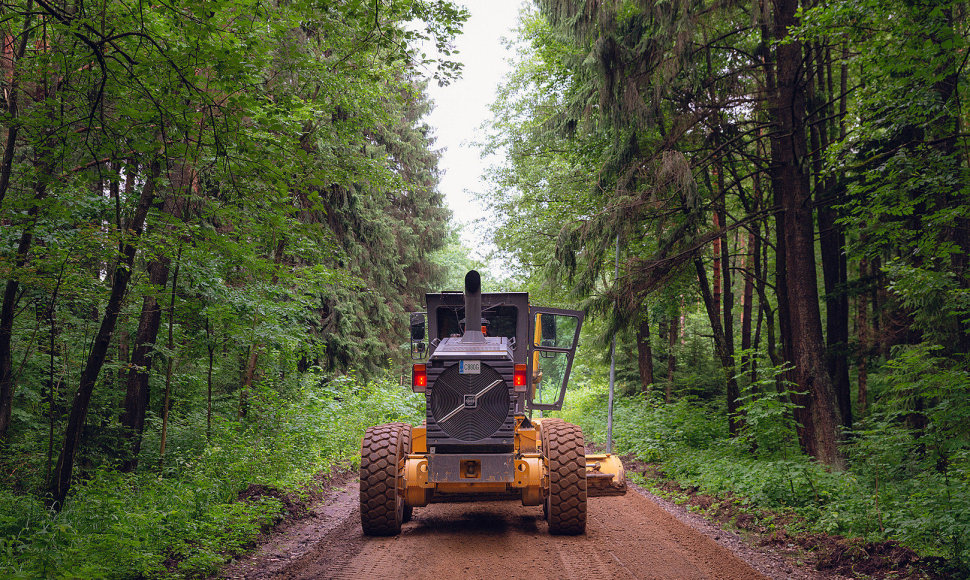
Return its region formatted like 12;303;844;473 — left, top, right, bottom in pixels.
429;363;510;442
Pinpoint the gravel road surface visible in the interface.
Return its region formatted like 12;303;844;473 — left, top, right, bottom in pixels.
218;477;831;580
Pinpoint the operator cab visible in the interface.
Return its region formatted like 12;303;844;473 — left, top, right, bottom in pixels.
408;271;584;417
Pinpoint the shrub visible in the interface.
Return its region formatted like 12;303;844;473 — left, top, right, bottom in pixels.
0;372;422;579
564;351;970;568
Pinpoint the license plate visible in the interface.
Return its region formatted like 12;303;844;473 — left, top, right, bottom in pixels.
459;360;480;374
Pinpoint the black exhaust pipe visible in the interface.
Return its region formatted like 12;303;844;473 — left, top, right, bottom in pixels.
462;270;485;343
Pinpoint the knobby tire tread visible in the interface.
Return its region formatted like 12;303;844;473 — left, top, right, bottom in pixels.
360;423;407;535
394;422;414;523
543;419;587;535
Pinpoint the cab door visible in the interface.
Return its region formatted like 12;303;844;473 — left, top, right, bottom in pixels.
527;307;584;411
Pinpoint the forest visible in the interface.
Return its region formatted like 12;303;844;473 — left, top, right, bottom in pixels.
1;0;968;578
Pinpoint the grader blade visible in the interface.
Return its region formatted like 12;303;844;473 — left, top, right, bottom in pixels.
585;453;628;497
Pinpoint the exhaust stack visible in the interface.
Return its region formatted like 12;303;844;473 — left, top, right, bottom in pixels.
461;270;485;344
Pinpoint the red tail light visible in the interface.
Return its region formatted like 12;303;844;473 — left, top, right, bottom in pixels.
412;364;427;392
513;364;527;390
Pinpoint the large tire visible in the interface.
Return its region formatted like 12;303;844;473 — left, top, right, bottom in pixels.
360;423;407;535
541;419;587;535
394;423;414;523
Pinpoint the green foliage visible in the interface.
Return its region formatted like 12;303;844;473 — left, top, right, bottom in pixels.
884;262;970;352
567;346;970;564
797;0;970;355
664;448;860;516
558;374;725;462
0;375;422;579
845;344;970;562
496;0;969;571
0;0;460;562
732;356;802;458
481;8;614;290
428;227;508;292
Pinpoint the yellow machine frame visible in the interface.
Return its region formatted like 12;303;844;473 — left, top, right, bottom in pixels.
403;417;626;508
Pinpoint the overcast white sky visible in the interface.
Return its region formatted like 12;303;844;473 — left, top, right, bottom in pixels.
424;1;526;257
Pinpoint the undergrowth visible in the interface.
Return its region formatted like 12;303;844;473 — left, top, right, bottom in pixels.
557;353;970;574
0;372;422;579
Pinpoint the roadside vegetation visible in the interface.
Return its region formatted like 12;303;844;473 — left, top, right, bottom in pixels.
0;374;422;578
0;1;462;578
557;354;970;577
487;0;970;575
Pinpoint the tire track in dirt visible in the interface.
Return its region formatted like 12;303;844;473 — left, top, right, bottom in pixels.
227;480;771;580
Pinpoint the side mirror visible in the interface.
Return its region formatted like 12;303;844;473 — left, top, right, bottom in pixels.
541;314;557;344
410;312;426;341
533;313;578;350
409;312;427;360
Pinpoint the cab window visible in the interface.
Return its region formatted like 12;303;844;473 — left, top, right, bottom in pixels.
436;305;518;339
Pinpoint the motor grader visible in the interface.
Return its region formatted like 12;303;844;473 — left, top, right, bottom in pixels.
359;270;626;536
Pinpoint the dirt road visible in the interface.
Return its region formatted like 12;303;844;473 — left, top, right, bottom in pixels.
218;478;823;580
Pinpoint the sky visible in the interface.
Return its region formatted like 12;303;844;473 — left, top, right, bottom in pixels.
423;0;526;257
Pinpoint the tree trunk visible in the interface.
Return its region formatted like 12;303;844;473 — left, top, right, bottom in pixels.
717;205;737;430
757;0;791;399
808;43;852;430
695;257;741;434
636;312;654;392
118;257;169;472
756;228;779;374
158;256;180;466
0;155;53;440
239;345;259;418
0;10;34;210
818;198;852;428
666;313;678;402
766;0;844;467
44;267;65;482
49;158;161;508
119;189;185;472
856;254;870;415
713;212;722;320
740;230;756;376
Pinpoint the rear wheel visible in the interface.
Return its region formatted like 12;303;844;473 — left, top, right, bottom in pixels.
394;423;414;523
360;423;408;535
541;419;587;535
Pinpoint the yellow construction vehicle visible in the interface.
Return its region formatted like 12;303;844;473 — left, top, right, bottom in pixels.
360;271;626;536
